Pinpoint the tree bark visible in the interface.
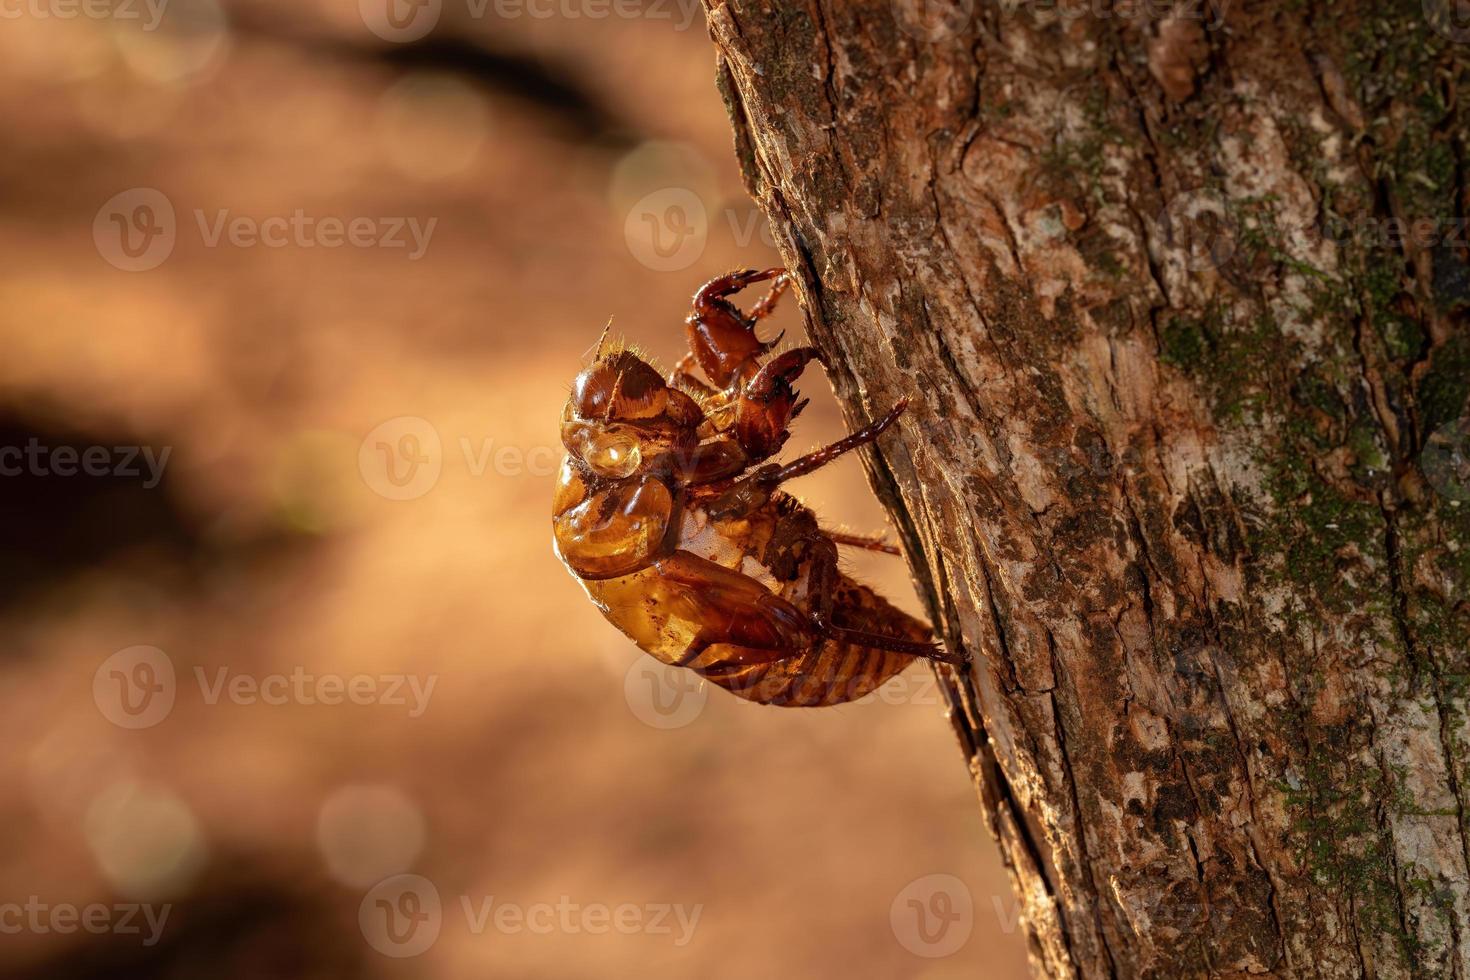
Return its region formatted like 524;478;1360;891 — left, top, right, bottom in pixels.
701;1;1470;977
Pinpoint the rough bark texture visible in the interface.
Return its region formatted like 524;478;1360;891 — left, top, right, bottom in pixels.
702;1;1470;977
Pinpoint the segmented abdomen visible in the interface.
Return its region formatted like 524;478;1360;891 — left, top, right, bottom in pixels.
575;491;934;708
696;571;927;707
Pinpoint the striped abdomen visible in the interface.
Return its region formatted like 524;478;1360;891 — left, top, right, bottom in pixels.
696;571;929;707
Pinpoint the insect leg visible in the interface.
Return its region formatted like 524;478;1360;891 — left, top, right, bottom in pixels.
827;530;902;555
822;624;962;663
804;536;961;664
703;401;908;519
667;352;717;398
717;398;909;508
747;270;790;321
654;550;818;666
735;346;821;461
767;399;907;483
672;438;750;485
684;268;786;388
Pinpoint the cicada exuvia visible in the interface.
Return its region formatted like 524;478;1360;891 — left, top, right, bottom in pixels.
553;268;961;707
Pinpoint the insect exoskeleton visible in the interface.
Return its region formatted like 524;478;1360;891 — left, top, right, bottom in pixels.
553;268;962;708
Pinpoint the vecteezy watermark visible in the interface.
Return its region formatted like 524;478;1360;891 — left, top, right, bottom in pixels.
1319;214;1470;251
622;189;778;273
1153;199;1470;274
623;656;948;729
93;188;437;272
1424;0;1470;43
93;188;175;272
0;0;170;29
359;875;703;958
360;874;442;958
0;439;171;487
0;898;170;947
855;669;947;707
893;0;1228;43
478;0;702;29
359;416;442;501
890;874;974;958
358;0;702;42
1156;190;1237;273
624;187;707;273
358;416;561;501
1422;417;1470;502
623;658;708;730
1009;0;1229;26
358;0;441;41
985;888;1268;936
194;667;437;717
891;0;975;41
93;646;438;729
93;646;177;730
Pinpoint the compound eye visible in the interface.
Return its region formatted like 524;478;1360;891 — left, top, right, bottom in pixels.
584;432;642;478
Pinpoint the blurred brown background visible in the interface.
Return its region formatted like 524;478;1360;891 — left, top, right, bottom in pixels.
0;1;1028;976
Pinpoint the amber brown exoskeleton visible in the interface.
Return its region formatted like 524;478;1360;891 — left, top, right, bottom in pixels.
552;268;963;707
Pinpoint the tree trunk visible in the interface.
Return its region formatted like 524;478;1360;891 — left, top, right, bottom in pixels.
701;1;1470;976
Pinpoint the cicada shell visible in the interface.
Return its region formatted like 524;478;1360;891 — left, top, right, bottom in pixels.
553;269;960;708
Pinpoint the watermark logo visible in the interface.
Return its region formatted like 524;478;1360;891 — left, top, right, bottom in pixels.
93;646;176;730
0;440;171;486
1152;201;1470;273
359;0;701;39
1158;191;1237;272
995;0;1229;26
359;0;441;41
194;666;437;717
459;895;701;944
891;0;974;41
360;876;702;955
360;874;443;958
494;0;702;28
0;0;172;29
94;189;437;271
193;210;436;257
1322;214;1470;251
1425;0;1470;43
624;187;708;273
623;658;708;729
359;416;444;501
94;647;439;726
0;898;171;946
890;873;973;957
857;669;945;707
94;188;176;272
621;660;949;728
357;419;560;500
1422;417;1470;501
